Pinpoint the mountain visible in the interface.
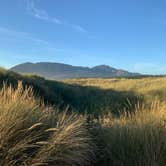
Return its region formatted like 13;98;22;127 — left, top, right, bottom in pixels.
10;62;140;79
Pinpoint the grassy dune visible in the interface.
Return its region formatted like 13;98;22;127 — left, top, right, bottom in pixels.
1;69;166;165
0;69;142;115
65;77;166;107
65;77;166;98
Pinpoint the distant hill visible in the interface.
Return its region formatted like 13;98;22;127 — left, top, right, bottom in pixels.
10;62;140;79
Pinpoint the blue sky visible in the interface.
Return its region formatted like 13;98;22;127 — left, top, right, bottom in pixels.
0;0;166;74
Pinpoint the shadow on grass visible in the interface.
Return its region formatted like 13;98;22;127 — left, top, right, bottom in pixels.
0;70;144;116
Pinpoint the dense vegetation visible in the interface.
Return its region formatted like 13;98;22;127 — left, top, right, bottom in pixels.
0;82;93;166
0;68;166;165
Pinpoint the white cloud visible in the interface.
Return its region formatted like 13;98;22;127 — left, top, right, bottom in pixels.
25;0;87;33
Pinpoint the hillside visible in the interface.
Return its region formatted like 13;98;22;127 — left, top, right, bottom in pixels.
10;62;140;79
0;68;165;115
0;69;141;115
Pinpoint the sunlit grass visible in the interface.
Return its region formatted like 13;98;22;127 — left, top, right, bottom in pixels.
1;70;166;165
92;101;166;166
0;82;93;166
65;77;166;103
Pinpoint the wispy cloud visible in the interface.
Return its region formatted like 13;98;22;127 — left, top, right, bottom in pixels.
69;24;87;33
0;26;67;52
0;26;30;39
133;62;166;75
25;0;87;33
26;0;62;24
0;26;47;45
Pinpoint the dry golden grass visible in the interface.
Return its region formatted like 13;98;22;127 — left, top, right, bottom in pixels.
1;75;166;166
93;101;166;166
0;82;93;166
65;77;166;93
65;77;166;107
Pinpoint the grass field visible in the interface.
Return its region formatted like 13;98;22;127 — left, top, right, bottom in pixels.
65;77;166;102
0;69;166;165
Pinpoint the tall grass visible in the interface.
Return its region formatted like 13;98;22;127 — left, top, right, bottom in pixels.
65;77;166;101
1;72;166;165
0;82;93;166
93;101;166;166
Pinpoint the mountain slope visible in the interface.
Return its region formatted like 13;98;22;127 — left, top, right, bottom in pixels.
10;62;140;79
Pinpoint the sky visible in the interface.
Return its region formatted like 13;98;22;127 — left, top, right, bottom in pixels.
0;0;166;74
